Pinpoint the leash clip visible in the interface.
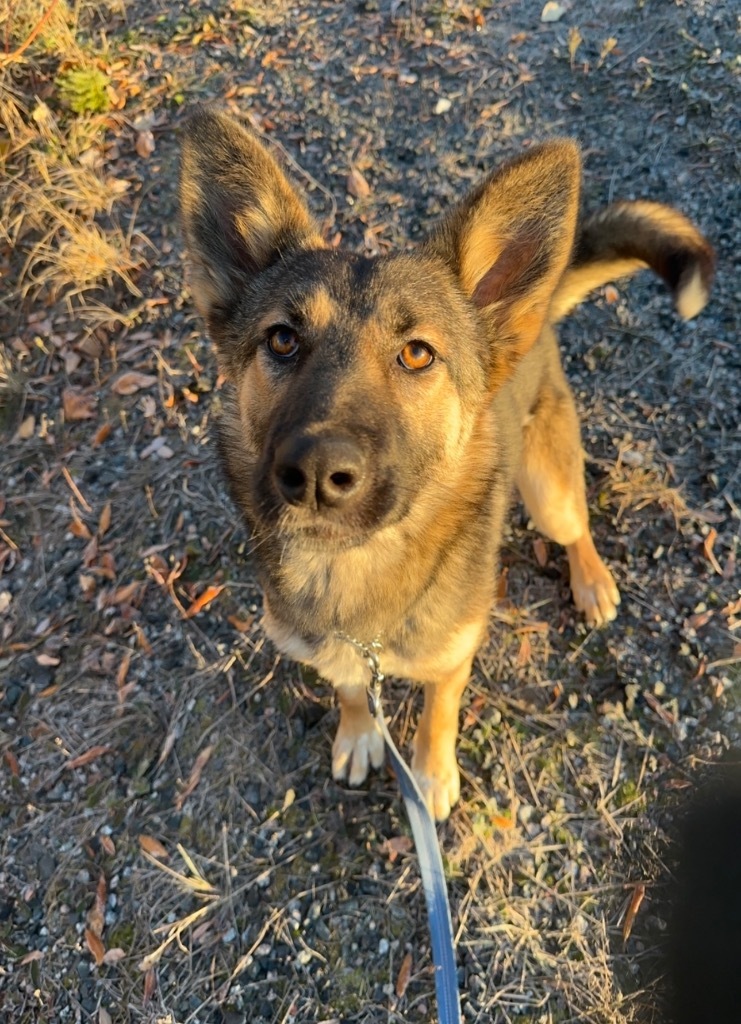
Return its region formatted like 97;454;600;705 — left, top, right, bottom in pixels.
334;632;385;715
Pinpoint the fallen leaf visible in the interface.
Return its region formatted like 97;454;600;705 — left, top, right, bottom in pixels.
136;130;156;158
687;609;714;629
3;750;20;776
97;551;116;580
98;502;112;537
82;535;98;568
70;515;92;540
491;814;515;830
533;537;548;567
102;949;125;967
139;835;169;860
19;950;44;964
116;650;132;689
643;691;675;726
63;388;98;421
599;36;618;65
184;584;225;618
380;835;413;863
462;693;487;730
541;1;566;21
396;950;413;998
66;745;112;770
112;371;158;396
157;727;178;767
99;834;116;856
702;528;723;575
92;422;112;447
36;652;60;666
568;25;583;66
143;967;157;1002
227;613;254;632
622;882;646;943
175;745;215;810
87;874;106;938
79;573;97;598
15;414;35;440
99;1007;113;1024
85;928;106;966
346;167;371;198
516;633;532;666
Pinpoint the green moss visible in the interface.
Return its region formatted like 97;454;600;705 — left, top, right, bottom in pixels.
107;921;135;949
615;779;641;808
57;66;111;114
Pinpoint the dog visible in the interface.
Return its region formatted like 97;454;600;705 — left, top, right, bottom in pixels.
179;109;714;820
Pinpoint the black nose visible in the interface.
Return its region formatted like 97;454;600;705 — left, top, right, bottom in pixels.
273;435;368;510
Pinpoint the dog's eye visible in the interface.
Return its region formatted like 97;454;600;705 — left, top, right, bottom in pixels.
398;341;435;372
266;326;300;360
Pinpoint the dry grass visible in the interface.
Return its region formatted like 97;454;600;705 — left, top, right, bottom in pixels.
1;0;143;324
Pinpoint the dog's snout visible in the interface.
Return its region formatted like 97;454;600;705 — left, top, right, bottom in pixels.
273;436;368;510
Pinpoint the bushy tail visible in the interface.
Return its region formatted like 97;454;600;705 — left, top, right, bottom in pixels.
550;200;715;323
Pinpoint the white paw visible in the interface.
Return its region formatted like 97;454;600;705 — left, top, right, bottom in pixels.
411;754;461;822
572;569;621;626
332;718;384;787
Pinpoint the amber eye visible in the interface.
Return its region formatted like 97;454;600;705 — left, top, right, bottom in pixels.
266;325;300;360
398;341;435;372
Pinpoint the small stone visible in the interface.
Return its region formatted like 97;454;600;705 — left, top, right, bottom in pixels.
378;938;389;955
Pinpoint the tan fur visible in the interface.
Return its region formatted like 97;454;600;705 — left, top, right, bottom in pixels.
180;110;714;820
301;287;337;332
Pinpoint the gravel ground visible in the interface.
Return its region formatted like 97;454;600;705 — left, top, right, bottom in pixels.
1;1;739;1022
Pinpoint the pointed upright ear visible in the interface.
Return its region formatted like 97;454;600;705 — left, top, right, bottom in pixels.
180;108;324;323
422;140;581;384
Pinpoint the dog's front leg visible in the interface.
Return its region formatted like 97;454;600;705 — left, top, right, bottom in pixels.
412;659;472;821
332;684;385;787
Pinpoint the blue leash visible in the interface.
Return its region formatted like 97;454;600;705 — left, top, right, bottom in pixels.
342;638;462;1024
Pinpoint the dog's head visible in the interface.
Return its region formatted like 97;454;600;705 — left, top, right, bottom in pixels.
180;110;580;547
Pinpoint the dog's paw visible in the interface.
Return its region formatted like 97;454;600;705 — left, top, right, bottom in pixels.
332;717;384;787
571;560;621;626
411;752;461;822
567;536;620;626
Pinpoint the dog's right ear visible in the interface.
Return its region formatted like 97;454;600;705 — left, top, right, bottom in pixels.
180;109;324;323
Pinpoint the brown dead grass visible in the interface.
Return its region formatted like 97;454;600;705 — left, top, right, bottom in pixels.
1;0;142;323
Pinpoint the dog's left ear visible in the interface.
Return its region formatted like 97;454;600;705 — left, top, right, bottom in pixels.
422;140;581;385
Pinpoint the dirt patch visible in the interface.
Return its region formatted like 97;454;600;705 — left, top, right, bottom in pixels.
1;1;738;1021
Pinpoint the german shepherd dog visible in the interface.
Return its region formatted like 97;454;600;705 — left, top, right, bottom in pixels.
180;110;713;820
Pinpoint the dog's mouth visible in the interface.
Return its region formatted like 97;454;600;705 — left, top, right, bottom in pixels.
275;517;375;550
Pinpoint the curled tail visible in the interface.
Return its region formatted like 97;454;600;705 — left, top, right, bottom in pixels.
550;200;715;323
